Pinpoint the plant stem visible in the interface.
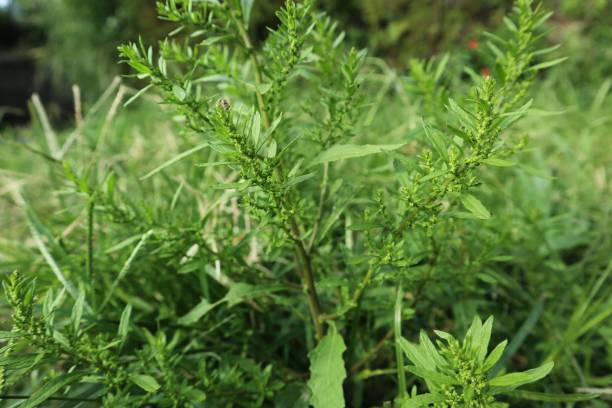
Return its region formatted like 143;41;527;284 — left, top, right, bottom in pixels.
350;327;394;375
231;7;323;341
86;199;95;309
394;281;407;402
230;11;271;129
308;162;329;252
290;219;324;342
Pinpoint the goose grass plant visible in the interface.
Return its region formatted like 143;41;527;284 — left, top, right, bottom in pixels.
0;0;610;407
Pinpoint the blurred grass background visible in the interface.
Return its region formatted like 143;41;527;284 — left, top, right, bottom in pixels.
2;0;610;109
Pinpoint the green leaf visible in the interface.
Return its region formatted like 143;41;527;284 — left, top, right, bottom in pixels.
422;120;448;161
118;304;132;341
307;324;347;408
140;143;209;180
282;172;316;189
498;99;533;130
71;289;85;333
129;374;161;393
483;340;508;372
506;390;599;402
309;143;406;167
102;230;153;310
241;0;254;26
461;194;491;220
482;157;516;167
399;338;435;371
463;315;483;357
0;331;22;340
124;83;153;107
406;366;457;385
476;316;494;363
418;331;446;368
224;283;285;307
104;234;143;254
23;201;83;307
489;361;554;391
178;298;216;325
0;353;45;370
529;57;568;72
172;84;186;101
402;393;446;407
251;110;261;146
21;372;83;408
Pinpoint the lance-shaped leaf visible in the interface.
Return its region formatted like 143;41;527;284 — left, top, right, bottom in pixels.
489;361;554;393
461;194;491;220
22;372;83;408
309;143;406;167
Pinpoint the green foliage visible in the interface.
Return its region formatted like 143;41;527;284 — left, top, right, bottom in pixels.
307;324;347;408
399;316;554;407
0;0;610;407
14;0;165;96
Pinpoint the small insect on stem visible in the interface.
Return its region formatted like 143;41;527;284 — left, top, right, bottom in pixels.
217;98;230;111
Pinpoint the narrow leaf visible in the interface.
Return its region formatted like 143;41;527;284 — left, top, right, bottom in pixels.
0;331;22;340
224;283;285;307
489;361;554;391
483;340;508;372
71;289;85;333
507;390;599;402
482;157;516;167
21;372;83;408
402;393;446;407
101;230;153;310
178;298;216;325
141;143;208;180
461;194;491;220
529;57;568;72
118;304;132;341
309;143;405;167
124;83;153;107
129;374;160;393
406;366;457;385
241;0;254;25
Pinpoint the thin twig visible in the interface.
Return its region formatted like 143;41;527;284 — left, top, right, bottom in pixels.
86;199;95;309
349;327;394;375
230;12;271;129
308;162;329;252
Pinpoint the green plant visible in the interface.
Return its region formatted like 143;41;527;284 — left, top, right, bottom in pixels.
0;0;607;407
399;316;554;407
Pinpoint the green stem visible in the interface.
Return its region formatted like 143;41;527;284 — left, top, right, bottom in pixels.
308;162;329;252
290;219;324;342
231;5;322;342
86;199;95;309
350;327;394;375
394;281;407;403
230;10;271;129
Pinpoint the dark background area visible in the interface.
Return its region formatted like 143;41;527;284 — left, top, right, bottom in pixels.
0;0;610;126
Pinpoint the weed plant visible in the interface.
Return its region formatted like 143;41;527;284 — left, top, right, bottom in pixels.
0;0;610;407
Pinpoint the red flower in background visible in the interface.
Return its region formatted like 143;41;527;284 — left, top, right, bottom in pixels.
480;67;491;77
468;38;478;50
